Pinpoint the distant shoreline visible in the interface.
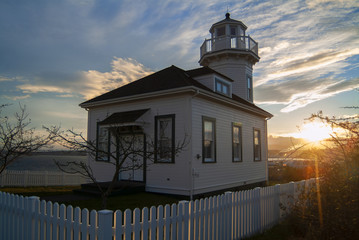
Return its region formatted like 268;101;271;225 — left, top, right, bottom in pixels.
28;151;87;156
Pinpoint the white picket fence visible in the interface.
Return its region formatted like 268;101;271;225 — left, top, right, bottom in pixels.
0;179;315;240
0;170;89;187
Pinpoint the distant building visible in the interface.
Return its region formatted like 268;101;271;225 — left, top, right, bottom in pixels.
80;13;272;196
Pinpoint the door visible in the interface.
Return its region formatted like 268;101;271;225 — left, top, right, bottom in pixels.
117;133;145;182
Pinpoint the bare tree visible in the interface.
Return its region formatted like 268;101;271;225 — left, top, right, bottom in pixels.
45;125;189;209
286;110;359;239
0;104;59;175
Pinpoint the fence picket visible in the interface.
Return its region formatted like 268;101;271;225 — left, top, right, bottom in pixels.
89;210;97;240
59;204;66;240
149;206;156;239
53;203;60;240
66;205;74;240
133;208;141;240
73;207;81;240
164;205;171;239
170;204;177;240
142;208;149;240
124;209;132;239
0;179;316;240
81;209;88;240
46;201;53;240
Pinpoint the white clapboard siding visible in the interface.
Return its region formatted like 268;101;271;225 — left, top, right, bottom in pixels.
0;179;316;240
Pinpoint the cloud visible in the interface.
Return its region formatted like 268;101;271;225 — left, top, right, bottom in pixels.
0;76;12;82
80;57;153;100
245;0;359;112
46;111;87;120
1;0;358;114
3;95;31;101
15;57;153;100
18;84;72;94
255;77;359;112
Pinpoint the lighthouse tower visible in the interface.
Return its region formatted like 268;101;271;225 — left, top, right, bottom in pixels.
199;13;259;102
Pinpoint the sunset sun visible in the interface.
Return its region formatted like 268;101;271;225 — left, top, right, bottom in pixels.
293;121;334;142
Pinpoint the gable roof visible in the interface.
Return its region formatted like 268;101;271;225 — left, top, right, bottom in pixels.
81;65;206;105
80;65;272;118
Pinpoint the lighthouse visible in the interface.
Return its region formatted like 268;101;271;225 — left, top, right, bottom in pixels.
199;13;259;102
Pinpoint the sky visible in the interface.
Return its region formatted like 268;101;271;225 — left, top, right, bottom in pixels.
0;0;358;142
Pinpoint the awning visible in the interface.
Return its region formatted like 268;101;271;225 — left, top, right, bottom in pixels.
99;109;150;126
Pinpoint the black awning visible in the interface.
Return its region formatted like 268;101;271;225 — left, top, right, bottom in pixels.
99;109;150;125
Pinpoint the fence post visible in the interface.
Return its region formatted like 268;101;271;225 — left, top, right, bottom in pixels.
24;171;29;187
62;172;65;185
98;210;113;240
179;200;189;239
44;171;48;187
0;170;4;187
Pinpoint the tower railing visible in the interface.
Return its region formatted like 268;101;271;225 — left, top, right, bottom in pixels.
200;35;258;58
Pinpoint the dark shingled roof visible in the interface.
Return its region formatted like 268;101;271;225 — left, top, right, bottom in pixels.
210;13;247;32
186;66;233;82
81;65;208;105
80;65;271;117
99;109;149;125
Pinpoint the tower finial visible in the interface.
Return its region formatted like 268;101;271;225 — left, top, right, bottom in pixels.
225;12;230;19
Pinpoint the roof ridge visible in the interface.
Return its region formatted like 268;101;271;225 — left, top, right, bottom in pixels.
170;65;195;86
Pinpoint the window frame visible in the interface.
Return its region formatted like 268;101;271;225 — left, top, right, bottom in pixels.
202;116;216;163
215;77;231;97
247;75;253;101
253;128;261;162
232;123;243;162
154;114;175;163
96;123;111;162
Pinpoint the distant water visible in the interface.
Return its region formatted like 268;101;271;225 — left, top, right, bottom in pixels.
7;154;87;172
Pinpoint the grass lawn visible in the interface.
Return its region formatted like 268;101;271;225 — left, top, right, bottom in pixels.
67;192;184;212
0;186;184;212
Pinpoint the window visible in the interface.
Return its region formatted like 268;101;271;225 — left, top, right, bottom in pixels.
203;117;216;163
253;129;261;161
215;78;231;96
230;26;237;36
232;124;242;162
247;75;253;101
217;27;225;37
96;124;110;161
155;115;175;163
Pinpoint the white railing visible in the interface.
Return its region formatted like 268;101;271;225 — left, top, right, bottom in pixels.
200;35;259;59
0;179;315;240
0;170;89;187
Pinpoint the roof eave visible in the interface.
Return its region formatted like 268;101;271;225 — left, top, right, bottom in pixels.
80;86;272;118
79;86;197;109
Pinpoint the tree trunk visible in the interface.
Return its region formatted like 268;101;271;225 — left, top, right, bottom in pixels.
101;192;108;209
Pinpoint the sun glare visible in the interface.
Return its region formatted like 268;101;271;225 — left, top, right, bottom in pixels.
293;122;333;142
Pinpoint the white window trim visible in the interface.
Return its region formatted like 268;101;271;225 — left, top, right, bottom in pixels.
214;77;232;97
